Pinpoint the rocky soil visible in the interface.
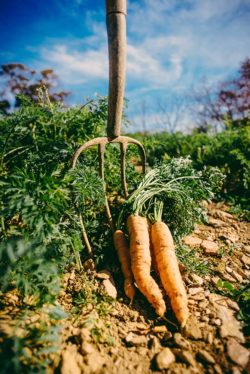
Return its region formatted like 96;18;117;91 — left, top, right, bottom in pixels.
0;203;249;373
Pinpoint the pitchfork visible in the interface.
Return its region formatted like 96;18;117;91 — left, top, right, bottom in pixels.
71;0;146;255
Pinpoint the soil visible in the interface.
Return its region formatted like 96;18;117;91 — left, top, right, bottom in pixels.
0;202;250;373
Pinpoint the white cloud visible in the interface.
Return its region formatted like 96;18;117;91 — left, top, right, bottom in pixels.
35;0;249;130
39;45;108;84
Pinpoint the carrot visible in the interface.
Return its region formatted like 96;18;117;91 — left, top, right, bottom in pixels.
113;229;136;302
127;215;166;317
151;221;189;327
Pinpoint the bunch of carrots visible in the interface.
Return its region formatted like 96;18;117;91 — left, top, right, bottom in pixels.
113;158;223;327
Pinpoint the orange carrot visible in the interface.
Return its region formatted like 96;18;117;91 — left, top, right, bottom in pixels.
113;229;136;302
127;215;166;316
151;221;189;327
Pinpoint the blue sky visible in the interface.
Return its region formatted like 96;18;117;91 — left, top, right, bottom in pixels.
1;0;250;131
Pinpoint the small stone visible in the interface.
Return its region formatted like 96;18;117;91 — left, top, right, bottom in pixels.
190;293;205;301
152;325;168;334
188;299;196;305
190;273;204;286
207;332;213;344
241;255;250;266
231;366;242;374
174;333;191;350
125;332;147;347
231;270;243;283
194;311;201;317
201;240;219;255
208;217;225;227
227;338;250;368
204;290;210;297
149;336;161;353
188;287;204;296
199;300;209;308
244;246;250;255
225;266;233;273
183;236;202;247
96;270;111;279
174;349;196;366
183;316;202;340
209;293;245;343
222;273;237;282
211;318;222;326
155;348;175;370
102;279;117;299
227;299;240;312
197;349;215;364
200;316;209;323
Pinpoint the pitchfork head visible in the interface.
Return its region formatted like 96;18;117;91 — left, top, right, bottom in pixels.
71;135;146;199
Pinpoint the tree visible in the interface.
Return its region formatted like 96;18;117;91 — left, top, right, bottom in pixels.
216;58;250;123
0;63;69;113
192;58;250;131
154;95;187;133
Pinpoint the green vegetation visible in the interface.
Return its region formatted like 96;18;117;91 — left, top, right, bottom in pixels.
0;90;249;371
132;121;250;218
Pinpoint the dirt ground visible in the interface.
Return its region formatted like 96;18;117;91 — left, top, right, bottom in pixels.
1;202;250;373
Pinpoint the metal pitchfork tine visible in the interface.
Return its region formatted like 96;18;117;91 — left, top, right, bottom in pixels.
71;0;146;255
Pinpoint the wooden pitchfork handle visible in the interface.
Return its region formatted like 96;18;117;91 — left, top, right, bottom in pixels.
106;0;127;138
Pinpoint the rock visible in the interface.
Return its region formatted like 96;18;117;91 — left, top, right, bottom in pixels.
241;254;250;266
209;293;245;343
190;293;205;301
231;366;242;374
222;273;236;282
149;336;161;354
231;270;243;283
125;332;147;347
215;210;233;221
202;240;219;255
227;338;250;368
152;325;168;334
183;316;202;340
188;299;196;305
96;270;111;279
174;349;196;366
190;273;204;286
211;318;222;326
188;287;204;296
199;300;209;308
208;217;226;227
200;316;209;323
102;279;117;299
204;290;210;297
174;333;191;350
227;299;240;312
244;246;250;254
155;348;175;370
197;349;215;364
183;236;202;247
225;265;233;273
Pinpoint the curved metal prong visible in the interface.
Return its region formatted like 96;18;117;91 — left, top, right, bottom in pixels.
120;141;128;197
